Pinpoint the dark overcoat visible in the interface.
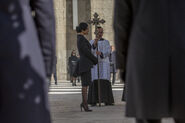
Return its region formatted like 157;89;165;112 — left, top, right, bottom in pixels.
110;51;117;73
68;55;79;76
114;0;185;119
52;56;57;74
0;0;55;123
77;34;98;74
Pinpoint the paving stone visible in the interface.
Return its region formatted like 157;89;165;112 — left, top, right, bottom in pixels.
49;82;174;123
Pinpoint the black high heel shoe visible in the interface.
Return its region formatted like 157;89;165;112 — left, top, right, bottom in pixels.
80;103;92;112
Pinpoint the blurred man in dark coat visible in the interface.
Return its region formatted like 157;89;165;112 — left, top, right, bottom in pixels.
110;45;117;85
50;56;57;85
114;0;185;123
0;0;55;123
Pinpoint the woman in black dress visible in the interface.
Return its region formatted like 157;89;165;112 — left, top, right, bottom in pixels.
76;22;98;112
68;50;79;86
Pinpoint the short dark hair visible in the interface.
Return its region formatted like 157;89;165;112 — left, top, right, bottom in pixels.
76;22;88;33
96;26;103;32
97;26;102;29
71;50;76;56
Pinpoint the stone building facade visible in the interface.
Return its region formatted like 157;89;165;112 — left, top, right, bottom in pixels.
54;0;114;80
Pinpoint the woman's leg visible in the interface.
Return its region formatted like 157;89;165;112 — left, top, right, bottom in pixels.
70;76;73;83
81;86;92;111
73;77;77;86
82;86;88;106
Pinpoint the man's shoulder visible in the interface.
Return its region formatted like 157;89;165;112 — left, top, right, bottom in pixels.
102;38;109;43
90;39;95;44
103;39;110;45
77;35;83;41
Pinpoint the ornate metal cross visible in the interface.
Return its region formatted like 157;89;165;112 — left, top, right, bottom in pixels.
88;12;106;36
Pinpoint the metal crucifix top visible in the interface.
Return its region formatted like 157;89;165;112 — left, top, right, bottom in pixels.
88;12;106;36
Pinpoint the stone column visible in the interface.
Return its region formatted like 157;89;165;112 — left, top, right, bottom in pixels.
54;0;67;80
90;0;114;45
54;0;92;81
78;0;92;41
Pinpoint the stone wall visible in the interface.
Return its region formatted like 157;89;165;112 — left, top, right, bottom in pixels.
90;0;114;46
66;0;92;80
78;0;92;41
54;0;67;80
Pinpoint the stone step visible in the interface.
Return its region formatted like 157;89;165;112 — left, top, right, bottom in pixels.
49;85;124;89
48;82;124;94
50;80;122;84
48;80;124;94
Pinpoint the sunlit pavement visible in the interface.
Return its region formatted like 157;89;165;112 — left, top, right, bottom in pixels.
48;81;173;123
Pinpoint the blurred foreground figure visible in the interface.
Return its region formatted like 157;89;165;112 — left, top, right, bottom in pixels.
0;0;55;123
110;45;117;85
114;0;185;123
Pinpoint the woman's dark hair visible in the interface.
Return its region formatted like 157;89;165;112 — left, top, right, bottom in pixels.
76;22;88;33
71;50;76;56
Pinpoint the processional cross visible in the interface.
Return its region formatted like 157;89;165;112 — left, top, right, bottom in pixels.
88;13;105;107
88;12;106;35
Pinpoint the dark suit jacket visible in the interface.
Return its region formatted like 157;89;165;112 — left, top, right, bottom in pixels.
0;0;55;123
114;0;185;119
77;35;98;74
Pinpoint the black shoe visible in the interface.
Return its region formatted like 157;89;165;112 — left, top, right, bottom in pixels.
80;103;92;112
55;82;57;85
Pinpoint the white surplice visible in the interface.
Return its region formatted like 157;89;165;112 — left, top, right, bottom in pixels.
90;39;111;81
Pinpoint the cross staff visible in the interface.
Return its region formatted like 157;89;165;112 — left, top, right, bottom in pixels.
88;13;106;35
88;12;105;107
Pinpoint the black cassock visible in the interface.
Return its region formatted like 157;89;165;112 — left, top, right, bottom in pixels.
88;79;114;105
